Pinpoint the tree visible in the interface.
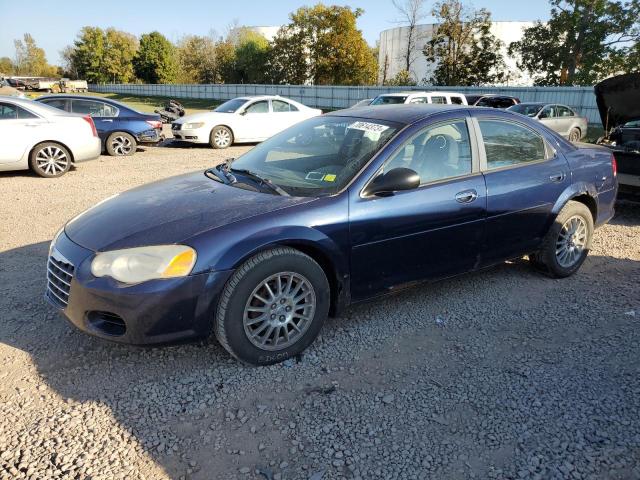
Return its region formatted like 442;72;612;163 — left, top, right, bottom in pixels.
134;32;177;83
233;28;271;83
509;0;640;86
13;33;57;76
269;4;377;85
103;29;138;83
423;0;507;86
392;0;428;77
0;57;15;75
176;35;218;83
386;69;417;86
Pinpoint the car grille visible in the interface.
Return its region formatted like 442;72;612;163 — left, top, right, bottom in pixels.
47;250;74;308
171;123;181;131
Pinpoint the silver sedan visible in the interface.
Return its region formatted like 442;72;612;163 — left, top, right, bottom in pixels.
508;103;588;142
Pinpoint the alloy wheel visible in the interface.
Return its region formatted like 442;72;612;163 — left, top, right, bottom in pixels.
214;129;231;148
555;215;588;267
35;146;69;176
111;135;133;155
243;271;316;351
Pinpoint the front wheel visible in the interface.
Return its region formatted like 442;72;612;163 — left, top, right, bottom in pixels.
531;201;593;278
215;247;330;365
209;126;233;149
568;128;581;142
106;132;136;156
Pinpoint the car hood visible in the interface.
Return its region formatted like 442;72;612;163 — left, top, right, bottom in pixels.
594;73;640;130
175;111;230;124
64;172;314;252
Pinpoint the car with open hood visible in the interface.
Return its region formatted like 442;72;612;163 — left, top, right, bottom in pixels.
46;105;617;365
595;73;640;193
171;96;322;149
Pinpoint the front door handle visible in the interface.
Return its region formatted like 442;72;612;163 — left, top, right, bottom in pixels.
549;172;566;182
101;119;113;122
455;189;478;203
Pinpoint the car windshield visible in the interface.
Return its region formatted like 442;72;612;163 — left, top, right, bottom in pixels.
214;98;248;113
227;116;401;197
370;96;407;105
623;119;640;127
509;104;544;117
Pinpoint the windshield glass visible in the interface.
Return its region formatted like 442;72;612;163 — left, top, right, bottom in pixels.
228;116;401;197
508;104;544;117
370;95;407;105
214;98;248;113
623;119;640;127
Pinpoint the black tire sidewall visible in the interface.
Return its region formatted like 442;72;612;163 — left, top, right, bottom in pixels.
29;142;71;178
106;132;136;156
218;251;329;365
209;126;233;149
541;201;593;277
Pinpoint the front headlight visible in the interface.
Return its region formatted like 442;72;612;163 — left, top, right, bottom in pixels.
183;122;205;130
91;245;197;284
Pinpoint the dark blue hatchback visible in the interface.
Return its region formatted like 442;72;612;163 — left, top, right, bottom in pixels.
36;95;163;156
46;105;617;365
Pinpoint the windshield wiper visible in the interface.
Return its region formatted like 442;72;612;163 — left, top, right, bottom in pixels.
205;160;236;184
229;168;290;196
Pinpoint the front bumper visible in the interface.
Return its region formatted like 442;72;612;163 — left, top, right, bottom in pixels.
171;126;208;143
45;231;233;345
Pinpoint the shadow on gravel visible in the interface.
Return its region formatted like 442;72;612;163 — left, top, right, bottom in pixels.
1;205;639;479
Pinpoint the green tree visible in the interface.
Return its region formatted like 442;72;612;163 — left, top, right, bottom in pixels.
509;0;640;86
385;69;417;86
423;0;507;86
134;31;177;83
233;28;270;83
269;4;378;85
215;39;237;83
13;33;57;76
0;57;14;75
103;28;138;83
176;35;218;83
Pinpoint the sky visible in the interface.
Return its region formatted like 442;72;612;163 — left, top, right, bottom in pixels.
0;0;551;65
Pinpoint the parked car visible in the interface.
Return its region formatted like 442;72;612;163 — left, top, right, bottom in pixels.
46;105;617;365
508;103;587;142
466;94;520;108
0;96;100;177
370;91;468;106
595;72;640;194
171;96;322;149
36;95;163;156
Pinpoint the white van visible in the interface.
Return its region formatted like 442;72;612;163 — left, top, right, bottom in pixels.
370;91;468;106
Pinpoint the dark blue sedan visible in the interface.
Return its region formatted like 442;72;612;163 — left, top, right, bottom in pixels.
36;95;163;156
46;105;618;365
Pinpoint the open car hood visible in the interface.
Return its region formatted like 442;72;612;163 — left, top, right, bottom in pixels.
594;73;640;131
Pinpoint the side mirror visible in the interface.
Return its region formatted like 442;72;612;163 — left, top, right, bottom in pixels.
239;110;247;116
364;167;420;197
538;111;548;119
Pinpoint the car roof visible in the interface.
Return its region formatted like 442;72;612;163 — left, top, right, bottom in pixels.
0;95;78;117
37;94;139;112
328;104;474;125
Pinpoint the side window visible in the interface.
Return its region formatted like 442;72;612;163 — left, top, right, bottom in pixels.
557;106;574;117
450;96;464;105
41;99;68;111
431;96;447;104
410;97;427;104
17;107;37;119
245;101;270;114
0;103;17;119
71;100;118;117
496;98;515;108
478;120;547;169
383;119;472;184
272;100;294;112
539;106;554;119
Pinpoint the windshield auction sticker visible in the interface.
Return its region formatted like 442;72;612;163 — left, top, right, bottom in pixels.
348;121;389;141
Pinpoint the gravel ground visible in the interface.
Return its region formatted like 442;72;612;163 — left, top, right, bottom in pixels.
0;137;639;480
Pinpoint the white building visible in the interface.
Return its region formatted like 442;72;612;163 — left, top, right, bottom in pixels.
378;21;535;86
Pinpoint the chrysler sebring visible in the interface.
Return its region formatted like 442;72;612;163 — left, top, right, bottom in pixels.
46;105;617;365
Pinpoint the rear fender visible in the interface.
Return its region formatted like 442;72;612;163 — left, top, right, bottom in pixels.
551;182;598;216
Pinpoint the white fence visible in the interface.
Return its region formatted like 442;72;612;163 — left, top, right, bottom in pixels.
90;83;602;124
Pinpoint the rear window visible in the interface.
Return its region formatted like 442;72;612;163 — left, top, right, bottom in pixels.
371;95;408;105
431;96;447;104
71;99;118;117
0;103;37;120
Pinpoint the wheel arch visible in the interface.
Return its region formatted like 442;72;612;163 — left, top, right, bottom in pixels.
211;124;235;138
552;182;598;221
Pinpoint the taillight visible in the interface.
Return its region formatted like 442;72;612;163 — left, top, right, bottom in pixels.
83;115;97;137
611;153;617;177
146;120;162;130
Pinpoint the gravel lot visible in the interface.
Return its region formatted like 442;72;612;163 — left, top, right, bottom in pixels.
0;138;639;480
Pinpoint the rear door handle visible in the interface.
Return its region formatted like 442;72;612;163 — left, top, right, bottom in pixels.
549;173;566;182
455;189;478;203
101;119;113;123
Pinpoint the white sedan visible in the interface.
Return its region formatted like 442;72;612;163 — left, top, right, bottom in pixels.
0;96;101;177
171;96;322;149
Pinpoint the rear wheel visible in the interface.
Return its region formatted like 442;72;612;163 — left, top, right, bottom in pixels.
29;142;71;178
209;126;233;149
215;247;330;365
568;128;581;142
106;132;136;156
531;201;593;278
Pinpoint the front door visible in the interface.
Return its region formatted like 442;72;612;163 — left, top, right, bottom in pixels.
473;115;570;266
349;116;487;300
235;100;271;141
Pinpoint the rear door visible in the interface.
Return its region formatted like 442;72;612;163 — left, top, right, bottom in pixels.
555;105;576;137
472;114;570;265
70;99;119;140
270;99;304;135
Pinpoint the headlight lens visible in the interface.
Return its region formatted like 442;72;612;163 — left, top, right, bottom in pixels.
91;245;197;284
183;122;205;129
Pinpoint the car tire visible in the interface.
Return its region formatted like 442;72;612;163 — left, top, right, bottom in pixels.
29;142;71;178
106;132;137;156
209;126;233;149
215;247;330;366
568;128;581;142
532;200;593;278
